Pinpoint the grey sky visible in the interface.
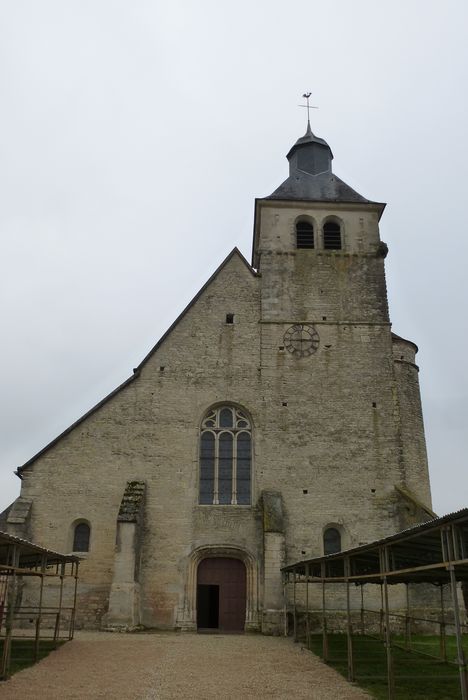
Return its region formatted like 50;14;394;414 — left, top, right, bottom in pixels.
1;0;467;516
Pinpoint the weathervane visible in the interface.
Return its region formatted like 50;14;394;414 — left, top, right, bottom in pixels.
298;92;318;128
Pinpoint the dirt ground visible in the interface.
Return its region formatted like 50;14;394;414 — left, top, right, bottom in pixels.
0;631;370;699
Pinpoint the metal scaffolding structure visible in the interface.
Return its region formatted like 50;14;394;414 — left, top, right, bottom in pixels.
0;530;79;680
283;508;468;700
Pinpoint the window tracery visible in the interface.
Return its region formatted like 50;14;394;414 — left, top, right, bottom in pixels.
199;406;252;505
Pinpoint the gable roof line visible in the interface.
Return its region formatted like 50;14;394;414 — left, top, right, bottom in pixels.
15;373;136;477
16;247;258;477
137;247;258;369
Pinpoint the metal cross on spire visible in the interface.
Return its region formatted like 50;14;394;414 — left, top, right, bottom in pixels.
298;92;318;129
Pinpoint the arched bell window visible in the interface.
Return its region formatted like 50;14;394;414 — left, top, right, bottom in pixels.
296;220;315;249
72;521;91;552
323;527;341;555
323;221;342;250
199;406;252;505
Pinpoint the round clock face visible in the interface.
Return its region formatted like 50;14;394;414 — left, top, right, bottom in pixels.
283;324;320;358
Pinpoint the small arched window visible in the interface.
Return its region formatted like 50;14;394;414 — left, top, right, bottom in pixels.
73;522;90;552
323;527;341;555
199;406;252;505
323;221;342;250
296;220;315;249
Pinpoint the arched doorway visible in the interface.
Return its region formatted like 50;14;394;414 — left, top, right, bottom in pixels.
197;557;246;632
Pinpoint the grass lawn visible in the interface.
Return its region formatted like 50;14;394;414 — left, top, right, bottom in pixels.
307;634;468;700
0;638;64;679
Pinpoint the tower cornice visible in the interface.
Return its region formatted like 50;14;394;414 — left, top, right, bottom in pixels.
252;197;386;268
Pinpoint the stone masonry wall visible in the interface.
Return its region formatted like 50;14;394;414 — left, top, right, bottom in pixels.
392;338;432;507
13;194;433;629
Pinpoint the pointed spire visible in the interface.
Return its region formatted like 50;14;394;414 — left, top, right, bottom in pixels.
286;125;333;164
264;105;385;209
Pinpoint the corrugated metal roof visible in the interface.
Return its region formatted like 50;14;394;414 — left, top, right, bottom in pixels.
0;529;80;565
283;507;468;583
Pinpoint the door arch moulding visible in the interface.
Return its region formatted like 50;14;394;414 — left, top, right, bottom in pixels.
177;544;260;631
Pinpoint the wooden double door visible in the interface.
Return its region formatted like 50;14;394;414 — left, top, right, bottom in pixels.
197;557;246;632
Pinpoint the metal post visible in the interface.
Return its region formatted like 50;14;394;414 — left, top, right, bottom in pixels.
34;555;46;661
69;561;79;640
54;562;66;644
449;564;468;699
1;545;19;680
439;584;447;662
283;573;288;637
379;582;384;640
293;568;298;643
321;562;328;662
382;547;395;700
360;584;364;635
452;524;461;560
305;564;310;650
404;583;411;650
345;557;354;682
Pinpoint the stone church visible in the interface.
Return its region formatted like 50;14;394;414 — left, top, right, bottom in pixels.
1;120;434;633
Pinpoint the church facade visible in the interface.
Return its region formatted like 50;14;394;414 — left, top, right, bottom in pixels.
2;122;434;633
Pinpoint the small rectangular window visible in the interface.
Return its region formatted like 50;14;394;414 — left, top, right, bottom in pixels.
226;314;234;324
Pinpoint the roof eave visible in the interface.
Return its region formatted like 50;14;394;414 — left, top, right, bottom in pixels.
257;196;386;218
391;332;419;353
282;508;468;573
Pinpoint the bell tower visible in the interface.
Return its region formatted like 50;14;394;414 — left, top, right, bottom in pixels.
252;117;432;579
252;121;388;325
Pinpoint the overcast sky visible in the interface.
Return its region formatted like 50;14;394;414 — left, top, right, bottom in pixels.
1;1;467;516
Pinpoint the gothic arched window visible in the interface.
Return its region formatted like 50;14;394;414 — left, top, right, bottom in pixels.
72;522;91;552
199;406;252;505
323;221;342;250
323;527;341;555
296;220;315;249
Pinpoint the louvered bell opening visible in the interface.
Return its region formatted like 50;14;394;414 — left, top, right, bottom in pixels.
323;222;342;250
296;221;314;249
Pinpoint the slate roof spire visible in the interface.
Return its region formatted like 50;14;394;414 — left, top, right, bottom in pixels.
285;121;334;176
266;123;382;208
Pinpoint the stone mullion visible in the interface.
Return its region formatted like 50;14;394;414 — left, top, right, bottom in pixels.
232;431;238;505
213;433;219;504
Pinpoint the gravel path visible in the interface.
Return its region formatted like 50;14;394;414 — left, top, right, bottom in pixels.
0;632;370;699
